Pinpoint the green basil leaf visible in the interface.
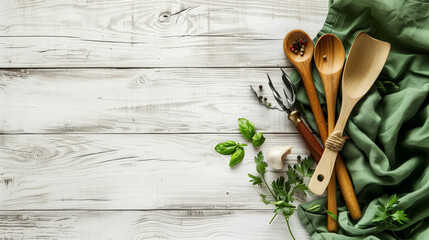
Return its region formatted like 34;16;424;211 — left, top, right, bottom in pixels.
215;141;238;155
238;118;255;140
238;143;248;147
252;132;265;147
229;147;245;167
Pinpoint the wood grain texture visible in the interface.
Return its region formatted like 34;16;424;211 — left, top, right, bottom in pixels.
0;133;312;210
0;68;297;134
0;0;328;67
0;210;309;240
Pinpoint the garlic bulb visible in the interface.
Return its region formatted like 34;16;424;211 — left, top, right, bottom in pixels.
267;146;293;169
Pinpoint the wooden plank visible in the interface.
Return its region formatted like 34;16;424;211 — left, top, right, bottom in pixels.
0;68;306;134
0;210;309;239
0;0;328;67
0;133;312;210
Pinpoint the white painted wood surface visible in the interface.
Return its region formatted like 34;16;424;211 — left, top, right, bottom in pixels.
0;210;308;240
0;68;295;134
0;0;328;68
0;0;329;239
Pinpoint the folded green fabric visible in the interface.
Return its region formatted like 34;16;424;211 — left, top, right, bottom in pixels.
290;0;429;239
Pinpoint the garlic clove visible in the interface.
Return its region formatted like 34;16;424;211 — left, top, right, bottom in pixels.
267;146;293;169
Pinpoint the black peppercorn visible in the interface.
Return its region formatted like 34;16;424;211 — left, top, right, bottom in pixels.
264;97;267;101
259;85;263;90
258;96;263;100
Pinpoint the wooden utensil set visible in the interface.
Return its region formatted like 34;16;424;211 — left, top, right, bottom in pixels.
282;30;391;232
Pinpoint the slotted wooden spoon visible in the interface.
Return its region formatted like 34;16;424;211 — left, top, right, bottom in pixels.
309;32;391;196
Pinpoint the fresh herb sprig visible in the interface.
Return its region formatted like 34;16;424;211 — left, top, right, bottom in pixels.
373;194;409;228
238;118;265;146
356;194;409;239
215;141;247;167
248;151;315;240
215;118;265;167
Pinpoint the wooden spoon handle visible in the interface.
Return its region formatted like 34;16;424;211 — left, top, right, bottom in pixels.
297;62;329;142
335;156;362;220
327;169;337;232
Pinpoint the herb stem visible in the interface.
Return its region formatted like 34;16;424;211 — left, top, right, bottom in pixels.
262;175;276;200
269;212;278;224
285;218;296;240
392;231;402;240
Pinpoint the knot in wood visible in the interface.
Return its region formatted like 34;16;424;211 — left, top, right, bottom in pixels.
158;11;172;23
325;131;348;152
29;147;51;160
24;147;58;162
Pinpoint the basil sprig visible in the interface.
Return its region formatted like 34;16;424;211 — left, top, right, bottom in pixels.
215;118;265;167
215;141;247;167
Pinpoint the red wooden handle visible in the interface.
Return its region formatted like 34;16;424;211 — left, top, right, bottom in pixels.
295;120;323;163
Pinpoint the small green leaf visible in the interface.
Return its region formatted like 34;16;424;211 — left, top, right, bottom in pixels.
373;212;389;223
238;118;255;140
229;147;245;167
296;103;306;114
381;81;400;94
375;80;400;96
238;143;248;147
252;132;265;147
254;151;268;175
387;194;399;209
248;174;263;186
295;183;308;195
254;151;264;164
286;165;300;185
271;200;296;209
215;141;238;155
296;156;315;177
325;209;338;222
260;193;270;205
306;204;321;213
391;210;409;224
282;208;295;219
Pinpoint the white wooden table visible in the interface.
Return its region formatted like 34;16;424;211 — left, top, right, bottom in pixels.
0;1;328;239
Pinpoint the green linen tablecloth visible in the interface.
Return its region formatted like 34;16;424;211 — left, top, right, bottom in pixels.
290;0;429;239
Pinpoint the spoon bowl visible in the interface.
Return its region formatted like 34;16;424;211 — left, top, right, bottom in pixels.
283;29;314;64
315;34;345;75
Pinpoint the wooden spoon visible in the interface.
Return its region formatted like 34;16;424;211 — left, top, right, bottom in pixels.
283;29;328;142
309;32;391;196
314;33;345;233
